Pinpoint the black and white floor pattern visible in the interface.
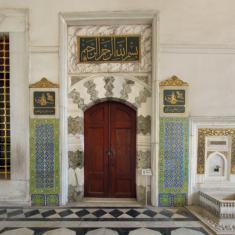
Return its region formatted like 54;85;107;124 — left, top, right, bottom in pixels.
0;207;213;235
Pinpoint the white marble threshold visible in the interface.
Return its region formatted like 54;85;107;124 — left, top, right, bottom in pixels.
0;220;203;228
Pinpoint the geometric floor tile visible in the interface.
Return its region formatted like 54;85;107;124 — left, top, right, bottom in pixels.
159;209;174;217
125;209;140;218
109;209;124;218
76;209;90;217
92;209;106;218
129;228;163;235
142;210;157;217
0;207;211;235
0;207;197;221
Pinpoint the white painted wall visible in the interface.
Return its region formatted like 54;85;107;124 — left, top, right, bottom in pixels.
0;0;235;204
0;0;233;115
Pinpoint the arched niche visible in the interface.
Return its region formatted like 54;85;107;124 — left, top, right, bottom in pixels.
205;152;228;181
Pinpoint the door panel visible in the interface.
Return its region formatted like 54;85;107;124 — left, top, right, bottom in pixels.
110;103;136;197
84;101;136;198
84;103;109;196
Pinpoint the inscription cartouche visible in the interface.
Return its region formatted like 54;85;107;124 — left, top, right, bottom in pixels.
77;35;140;63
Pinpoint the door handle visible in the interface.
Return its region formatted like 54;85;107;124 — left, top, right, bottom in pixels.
106;149;112;157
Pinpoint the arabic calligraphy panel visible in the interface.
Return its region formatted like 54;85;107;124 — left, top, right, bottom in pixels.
77;35;140;63
163;89;185;114
33;91;55;115
163;90;185;106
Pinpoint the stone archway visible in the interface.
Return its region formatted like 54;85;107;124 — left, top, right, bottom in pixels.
67;75;152;203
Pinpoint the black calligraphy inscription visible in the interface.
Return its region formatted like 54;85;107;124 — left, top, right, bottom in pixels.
33;91;55;115
78;35;140;63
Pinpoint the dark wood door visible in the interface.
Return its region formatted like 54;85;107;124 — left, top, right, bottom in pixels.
84;101;136;198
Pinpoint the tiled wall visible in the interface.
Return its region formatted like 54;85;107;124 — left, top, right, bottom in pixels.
158;118;189;207
30;119;60;206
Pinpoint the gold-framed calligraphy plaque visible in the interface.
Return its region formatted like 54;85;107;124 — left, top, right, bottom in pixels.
33;91;55;115
159;76;189;117
77;35;140;63
163;89;185;113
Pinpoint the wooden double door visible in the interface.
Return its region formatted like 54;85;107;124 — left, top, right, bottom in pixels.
84;101;136;198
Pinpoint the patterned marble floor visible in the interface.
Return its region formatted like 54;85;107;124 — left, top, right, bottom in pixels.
0;207;214;235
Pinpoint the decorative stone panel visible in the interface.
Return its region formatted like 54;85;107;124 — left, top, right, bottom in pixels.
137;115;151;135
68;116;83;135
137;150;151;169
68;150;84;169
84;80;98;102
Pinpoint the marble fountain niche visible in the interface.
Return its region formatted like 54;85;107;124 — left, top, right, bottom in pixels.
205;152;227;181
199;136;235;222
205;136;229;182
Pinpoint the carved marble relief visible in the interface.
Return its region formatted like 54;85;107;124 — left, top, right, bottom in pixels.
135;75;151;85
68;150;84;169
120;80;135;100
104;76;115;97
137;150;151;169
197;128;235;174
68;185;83;202
135;88;151;108
68;89;85;110
68;116;83;135
70;76;87;86
84;80;98;102
137;115;151;135
68;150;84;202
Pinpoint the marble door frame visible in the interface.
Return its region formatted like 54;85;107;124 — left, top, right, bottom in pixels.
59;11;159;205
